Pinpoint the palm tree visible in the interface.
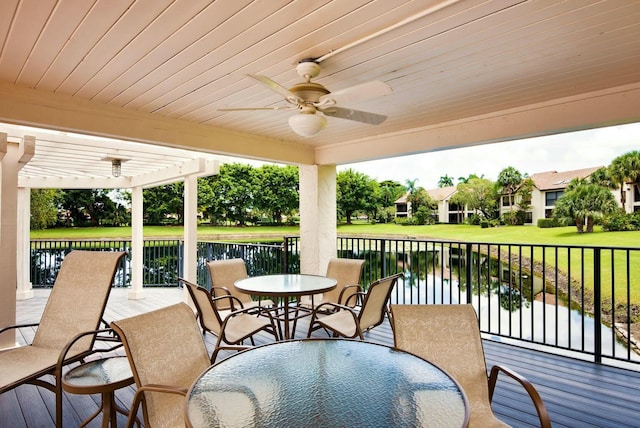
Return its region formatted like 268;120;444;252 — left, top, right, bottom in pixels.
405;178;418;195
438;174;454;188
553;179;617;233
589;166;616;189
496;167;523;221
608;151;640;207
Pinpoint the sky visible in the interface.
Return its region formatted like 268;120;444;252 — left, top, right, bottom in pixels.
338;122;640;189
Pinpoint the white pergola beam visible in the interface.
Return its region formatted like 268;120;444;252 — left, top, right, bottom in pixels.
18;158;219;189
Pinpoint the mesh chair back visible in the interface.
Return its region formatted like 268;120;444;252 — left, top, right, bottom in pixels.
33;250;124;356
323;258;364;306
111;303;211;428
391;304;502;427
207;258;251;308
358;273;401;330
184;280;224;335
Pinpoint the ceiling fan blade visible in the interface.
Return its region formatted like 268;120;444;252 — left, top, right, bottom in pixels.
248;74;303;105
320;106;387;125
218;106;295;111
318;80;392;105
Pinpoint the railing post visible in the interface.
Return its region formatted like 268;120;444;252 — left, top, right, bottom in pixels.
593;248;602;364
465;243;473;304
283;237;289;274
380;239;386;278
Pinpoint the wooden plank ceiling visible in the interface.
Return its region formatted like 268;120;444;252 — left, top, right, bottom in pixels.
0;0;639;176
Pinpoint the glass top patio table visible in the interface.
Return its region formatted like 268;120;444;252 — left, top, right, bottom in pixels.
235;274;336;339
185;339;469;428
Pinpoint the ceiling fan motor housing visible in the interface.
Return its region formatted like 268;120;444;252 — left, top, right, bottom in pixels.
289;82;330;103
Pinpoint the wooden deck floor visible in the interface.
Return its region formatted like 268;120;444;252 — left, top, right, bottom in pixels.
2;288;640;428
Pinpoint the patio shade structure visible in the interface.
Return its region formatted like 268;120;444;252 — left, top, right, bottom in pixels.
1;1;640;346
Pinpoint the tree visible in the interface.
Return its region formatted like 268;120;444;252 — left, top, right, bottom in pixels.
376;180;405;223
144;183;184;225
337;169;378;224
57;190;94;226
57;189;127;226
609;150;640;206
553;179;617;233
253;164;299;223
457;173;484;184
452;177;498;220
407;187;436;224
514;177;535;223
30;189;59;229
589;166;616;189
208;163;257;226
496;166;523;223
437;174;454;188
405;178;418;195
377;180;405;207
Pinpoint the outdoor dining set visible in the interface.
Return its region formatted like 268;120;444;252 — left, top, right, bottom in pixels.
0;250;551;427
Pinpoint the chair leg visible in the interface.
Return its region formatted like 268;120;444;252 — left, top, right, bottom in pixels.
291;306;301;339
55;368;63;427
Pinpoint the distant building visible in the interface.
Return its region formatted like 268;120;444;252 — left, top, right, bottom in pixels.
395;186;468;223
527;167;605;224
427;187;465;223
396;166;638;224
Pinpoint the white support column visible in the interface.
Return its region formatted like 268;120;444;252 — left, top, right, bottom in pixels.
16;187;33;300
0;137;20;348
128;185;145;299
299;164;337;275
183;175;198;296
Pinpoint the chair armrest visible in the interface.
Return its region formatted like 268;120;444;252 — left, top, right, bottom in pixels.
312;301;346;315
0;322;40;336
308;302;361;339
223;304;279;334
138;383;188;395
210;286;232;299
211;294;245;311
57;328;123;369
488;365;551;428
338;285;362;307
211;286;241;310
126;383;188;428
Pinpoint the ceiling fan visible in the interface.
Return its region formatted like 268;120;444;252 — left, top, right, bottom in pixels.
219;59;393;137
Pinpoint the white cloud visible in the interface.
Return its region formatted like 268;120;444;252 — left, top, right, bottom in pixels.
340;122;640;189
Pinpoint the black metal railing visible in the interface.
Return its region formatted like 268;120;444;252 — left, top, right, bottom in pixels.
284;236;640;367
29;236;639;367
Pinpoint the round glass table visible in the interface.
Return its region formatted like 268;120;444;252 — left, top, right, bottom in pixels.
235;274;337;339
185;339;469;428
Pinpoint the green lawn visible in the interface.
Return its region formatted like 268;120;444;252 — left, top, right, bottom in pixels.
31;223;640;306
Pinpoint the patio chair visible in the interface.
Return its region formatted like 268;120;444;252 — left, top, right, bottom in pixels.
110;303;211;428
207;258;273;310
0;250;125;428
292;257;364;335
302;258;365;308
180;278;279;362
390;304;551;428
306;273;402;340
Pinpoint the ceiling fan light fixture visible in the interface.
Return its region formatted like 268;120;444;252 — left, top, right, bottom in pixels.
288;112;326;137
